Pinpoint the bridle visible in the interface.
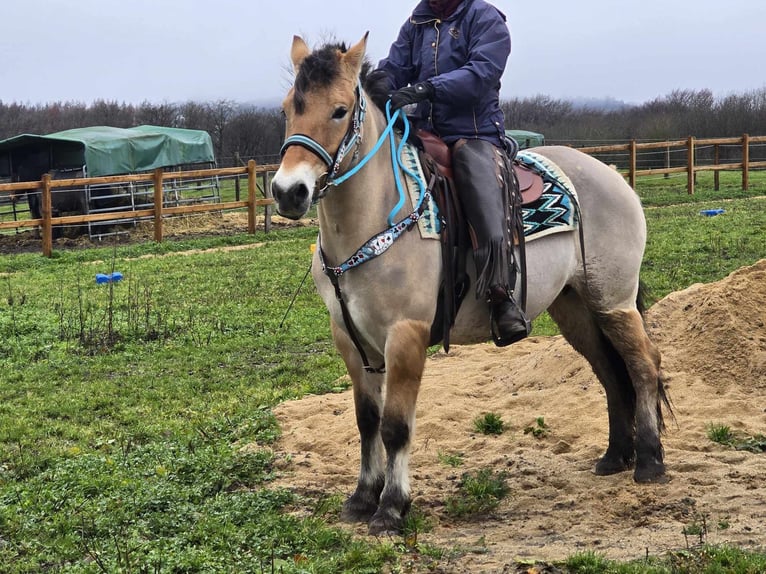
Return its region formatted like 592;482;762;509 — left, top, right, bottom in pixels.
279;79;367;198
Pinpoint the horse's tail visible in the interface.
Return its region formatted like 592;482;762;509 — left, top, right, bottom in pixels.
635;279;674;430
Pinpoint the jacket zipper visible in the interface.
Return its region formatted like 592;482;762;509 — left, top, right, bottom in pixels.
428;20;441;129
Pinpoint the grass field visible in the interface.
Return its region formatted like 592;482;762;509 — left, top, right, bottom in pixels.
0;173;764;572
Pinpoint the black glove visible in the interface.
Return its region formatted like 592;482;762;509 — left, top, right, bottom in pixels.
390;82;435;110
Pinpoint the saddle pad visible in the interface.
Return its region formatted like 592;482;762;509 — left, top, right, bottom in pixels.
400;140;441;239
400;144;578;242
516;150;579;242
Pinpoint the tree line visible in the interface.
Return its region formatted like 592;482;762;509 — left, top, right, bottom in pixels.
2;88;765;167
0;100;285;167
502;88;766;144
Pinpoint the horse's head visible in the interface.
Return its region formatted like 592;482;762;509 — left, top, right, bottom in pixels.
271;34;369;220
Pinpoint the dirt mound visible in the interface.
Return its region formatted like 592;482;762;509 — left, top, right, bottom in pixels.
270;260;766;570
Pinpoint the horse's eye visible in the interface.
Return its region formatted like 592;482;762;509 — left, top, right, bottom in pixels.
332;107;348;120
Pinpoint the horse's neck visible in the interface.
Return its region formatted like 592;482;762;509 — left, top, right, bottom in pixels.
317;108;400;261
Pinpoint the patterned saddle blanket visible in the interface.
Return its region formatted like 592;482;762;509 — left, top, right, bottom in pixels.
516;150;578;241
402;144;579;242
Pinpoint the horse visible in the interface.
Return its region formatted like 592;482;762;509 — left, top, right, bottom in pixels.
271;34;669;536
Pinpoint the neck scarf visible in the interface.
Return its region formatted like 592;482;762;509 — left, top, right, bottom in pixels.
428;0;462;19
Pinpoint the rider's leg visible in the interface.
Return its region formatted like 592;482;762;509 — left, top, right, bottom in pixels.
452;138;530;346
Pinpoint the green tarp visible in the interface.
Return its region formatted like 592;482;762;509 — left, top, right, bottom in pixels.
0;125;215;177
506;129;545;150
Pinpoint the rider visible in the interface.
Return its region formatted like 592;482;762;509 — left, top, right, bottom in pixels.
374;0;530;346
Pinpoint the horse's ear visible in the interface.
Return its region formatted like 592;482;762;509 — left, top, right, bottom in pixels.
342;32;369;76
291;35;311;74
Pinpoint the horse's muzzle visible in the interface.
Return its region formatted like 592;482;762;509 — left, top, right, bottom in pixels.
272;180;311;220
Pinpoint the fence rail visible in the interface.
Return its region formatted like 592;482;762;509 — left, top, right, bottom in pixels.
576;134;766;193
0;160;277;257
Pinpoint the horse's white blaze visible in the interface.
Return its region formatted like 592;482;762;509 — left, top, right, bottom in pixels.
273;161;318;190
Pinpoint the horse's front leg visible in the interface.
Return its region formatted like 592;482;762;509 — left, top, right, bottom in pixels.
332;321;386;523
368;320;430;536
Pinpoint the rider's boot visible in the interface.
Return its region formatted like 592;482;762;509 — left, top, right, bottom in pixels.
488;285;530;347
452;138;531;347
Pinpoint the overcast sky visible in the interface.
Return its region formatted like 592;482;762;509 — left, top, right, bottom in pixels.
2;0;765;107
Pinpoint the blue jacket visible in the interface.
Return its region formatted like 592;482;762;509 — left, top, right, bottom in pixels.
377;0;511;147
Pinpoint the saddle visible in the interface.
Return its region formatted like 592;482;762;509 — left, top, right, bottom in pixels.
416;129;544;205
414;129;533;350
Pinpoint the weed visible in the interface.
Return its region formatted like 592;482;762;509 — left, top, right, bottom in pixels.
445;468;509;518
682;513;708;548
707;423;734;445
473;412;505;435
706;423;766;453
401;505;433;549
524;416;549;438
437;451;464;468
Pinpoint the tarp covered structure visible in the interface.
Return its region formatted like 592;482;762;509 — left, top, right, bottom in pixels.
0;125;215;178
506;129;545;150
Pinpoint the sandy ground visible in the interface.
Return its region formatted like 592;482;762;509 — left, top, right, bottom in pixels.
271;260;766;571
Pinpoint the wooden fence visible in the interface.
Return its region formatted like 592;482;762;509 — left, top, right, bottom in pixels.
2;134;765;256
576;134;766;194
0;160;277;257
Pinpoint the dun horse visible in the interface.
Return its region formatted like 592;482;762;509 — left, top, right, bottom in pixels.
272;35;669;535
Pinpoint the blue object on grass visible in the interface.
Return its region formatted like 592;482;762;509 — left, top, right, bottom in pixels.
700;209;725;216
96;272;124;284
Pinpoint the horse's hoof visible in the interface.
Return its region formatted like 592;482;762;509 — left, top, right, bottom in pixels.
594;454;634;475
634;462;668;484
340;495;378;523
368;510;404;536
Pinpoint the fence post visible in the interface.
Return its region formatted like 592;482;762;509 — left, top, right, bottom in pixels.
234;151;241;201
247;159;257;234
153;168;164;242
629;139;637;189
714;144;720;191
687;136;695;195
742;133;750;191
262;170;273;233
41;174;53;257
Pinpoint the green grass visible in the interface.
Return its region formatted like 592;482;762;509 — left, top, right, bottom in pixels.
707;423;766;453
444;468;509;518
472;412;505;435
0;179;764;571
558;545;766;573
524;416;550;438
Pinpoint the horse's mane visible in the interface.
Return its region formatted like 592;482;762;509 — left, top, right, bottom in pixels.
294;41;384;113
363;68;392;113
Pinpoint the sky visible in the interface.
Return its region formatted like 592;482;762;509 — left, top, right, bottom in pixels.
2;0;766;107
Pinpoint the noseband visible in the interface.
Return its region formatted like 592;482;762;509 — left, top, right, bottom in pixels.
280;80;367;196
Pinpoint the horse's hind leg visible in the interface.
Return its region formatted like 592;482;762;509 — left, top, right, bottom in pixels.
597;308;666;483
549;289;638;475
332;321;386;523
368;319;430;536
